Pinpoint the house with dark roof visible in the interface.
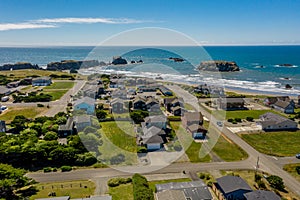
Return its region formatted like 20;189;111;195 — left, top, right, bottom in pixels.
259;112;298;131
73;115;92;132
111;88;127;99
32;76;52;86
159;86;173;96
244;190;281;200
273;100;295;114
146;97;160;112
133;96;147;110
155;180;212;200
264;96;290;106
216;98;245;110
141;126;166;151
58;117;75;137
187;124;207;139
213;175;252;200
143;115;167;129
182;112;204;128
110;98;125;114
171;106;182;116
74;97;95;115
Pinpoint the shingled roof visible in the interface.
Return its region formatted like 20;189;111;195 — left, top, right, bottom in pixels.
244;190;281;200
216;176;252;195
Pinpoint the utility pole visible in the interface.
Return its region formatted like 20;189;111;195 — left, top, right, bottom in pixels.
255;156;260;173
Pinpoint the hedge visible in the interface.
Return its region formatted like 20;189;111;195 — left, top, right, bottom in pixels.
132;174;154;200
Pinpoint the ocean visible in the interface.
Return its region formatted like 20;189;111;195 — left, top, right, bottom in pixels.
0;46;299;96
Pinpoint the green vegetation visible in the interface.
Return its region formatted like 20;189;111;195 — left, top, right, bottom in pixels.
0;107;46;122
30;180;95;200
132;174;154;200
0;164;37;200
148;178;191;192
219;109;280;119
130;110;149;123
0;69;75;80
13;92;52;102
184;103;195;111
283;163;300;182
61;165;73;172
109;183;133;200
266;175;285;191
43;90;68;101
241;131;300;156
44;81;75;90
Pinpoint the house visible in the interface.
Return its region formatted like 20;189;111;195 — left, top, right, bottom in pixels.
141;126;166;151
155;180;212;200
133;96;147;110
244;190;281;200
264;96;290;106
58;117;75;137
0;86;11;96
273;100;295;114
182;112;204;128
146;97;160;112
159;85;173;96
171;106;182;116
0;121;6;133
213;175;252;200
187;124;207;139
73;97;95;115
32;76;52;86
6;81;20;88
163;97;184;114
111;89;127;99
216;98;245;110
143;115;167;129
259;112;298;131
73;115;92;132
110;98;125;113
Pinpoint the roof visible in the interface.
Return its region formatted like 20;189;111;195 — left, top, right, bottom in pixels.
221;98;245;104
156;180;206;192
183;112;203;122
156;190;186;200
164;97;177;105
74;115;91;124
133;96;146;103
35;196;70;200
187;124;207;133
244;190;281;200
110;98;124;105
260;112;295;126
74;96;95;106
144;115;167;123
183;187;212;200
142;126;166;137
32;76;51;81
171;106;181;111
72;196;112;200
0;86;11;94
273;100;291;109
143;134;164;144
216;175;252;194
58;117;73;131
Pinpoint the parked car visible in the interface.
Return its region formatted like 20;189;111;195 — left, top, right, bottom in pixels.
217;121;223;127
296;154;300;159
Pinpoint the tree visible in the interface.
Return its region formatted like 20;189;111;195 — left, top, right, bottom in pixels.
96;109;107;120
266;175;285;191
0;164;36;200
44;131;58;141
11;115;28;133
49;147;77;166
130;110;149;123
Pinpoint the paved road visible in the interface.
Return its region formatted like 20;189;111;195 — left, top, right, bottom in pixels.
166;84;300;197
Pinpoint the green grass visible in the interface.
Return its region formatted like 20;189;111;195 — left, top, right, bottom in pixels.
109;183;133;200
170;121;211;163
30;180;95;200
148;178;191;192
283;163;300;182
241;131;300;156
1;69;72;79
184;103;195;111
43;90;69;101
44;81;75;90
217;109;282;120
0;107;47;122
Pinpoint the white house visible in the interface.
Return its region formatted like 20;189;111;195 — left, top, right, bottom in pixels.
73;96;95;115
32;76;52;86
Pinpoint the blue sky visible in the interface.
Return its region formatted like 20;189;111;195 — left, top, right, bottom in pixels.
0;0;300;46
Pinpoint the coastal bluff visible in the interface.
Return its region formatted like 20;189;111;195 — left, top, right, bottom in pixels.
47;60;105;70
0;62;39;71
198;61;240;72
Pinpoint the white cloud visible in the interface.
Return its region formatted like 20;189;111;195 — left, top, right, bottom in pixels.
0;17;152;31
0;23;56;31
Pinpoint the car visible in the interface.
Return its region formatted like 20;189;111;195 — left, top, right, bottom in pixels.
216;121;223;127
296;154;300;159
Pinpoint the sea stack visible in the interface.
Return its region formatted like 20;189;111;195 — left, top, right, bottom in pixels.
198;60;240;72
112;56;127;65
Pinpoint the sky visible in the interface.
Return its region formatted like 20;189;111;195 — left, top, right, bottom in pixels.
0;0;300;46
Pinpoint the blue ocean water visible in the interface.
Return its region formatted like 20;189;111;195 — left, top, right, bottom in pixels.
0;46;299;95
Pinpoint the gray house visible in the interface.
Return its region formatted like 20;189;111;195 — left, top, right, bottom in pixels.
141;126;166;151
244;190;281;200
213;175;252;200
58;117;75;137
110;98;125;114
273;100;295;114
32;76;52;86
259;112;298;131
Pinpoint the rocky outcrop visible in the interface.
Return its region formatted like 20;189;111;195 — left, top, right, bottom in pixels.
112;56;127;65
0;62;39;71
169;57;184;62
47;60;104;70
198;61;240;72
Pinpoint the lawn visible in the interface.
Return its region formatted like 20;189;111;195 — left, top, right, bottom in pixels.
98;121;137;165
1;69;72;79
241;131;300;156
170;121;211;163
217;109;282;120
148;178;191;192
109;183;133;200
43;90;69;101
283;163;300;182
44;81;75;90
184;103;195;111
0;106;47;122
30;180;95;200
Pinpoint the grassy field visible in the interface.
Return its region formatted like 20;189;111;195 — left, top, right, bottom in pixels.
218;109;281;120
241;131;300;157
283;163;300;182
1;69;72;79
99;121;137;165
0;106;47;122
148;178;191;192
44;81;75;90
109;183;133;200
30;180;95;200
170;121;211;163
43;90;69;101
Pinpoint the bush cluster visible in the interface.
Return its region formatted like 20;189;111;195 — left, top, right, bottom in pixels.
132;174;154;200
108;177;132;187
61;165;72;172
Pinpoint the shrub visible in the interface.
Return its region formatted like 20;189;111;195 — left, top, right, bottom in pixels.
257;180;267;189
266;175;285;191
132;174;154;200
108;177;132;187
254;174;262;182
43;167;52;173
167;116;181;121
235;118;242;123
52;168;57;172
199;173;206;179
296;166;300;175
61;166;72;172
37;103;44;107
137;146;147;153
227;118;234;123
246;116;254;122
